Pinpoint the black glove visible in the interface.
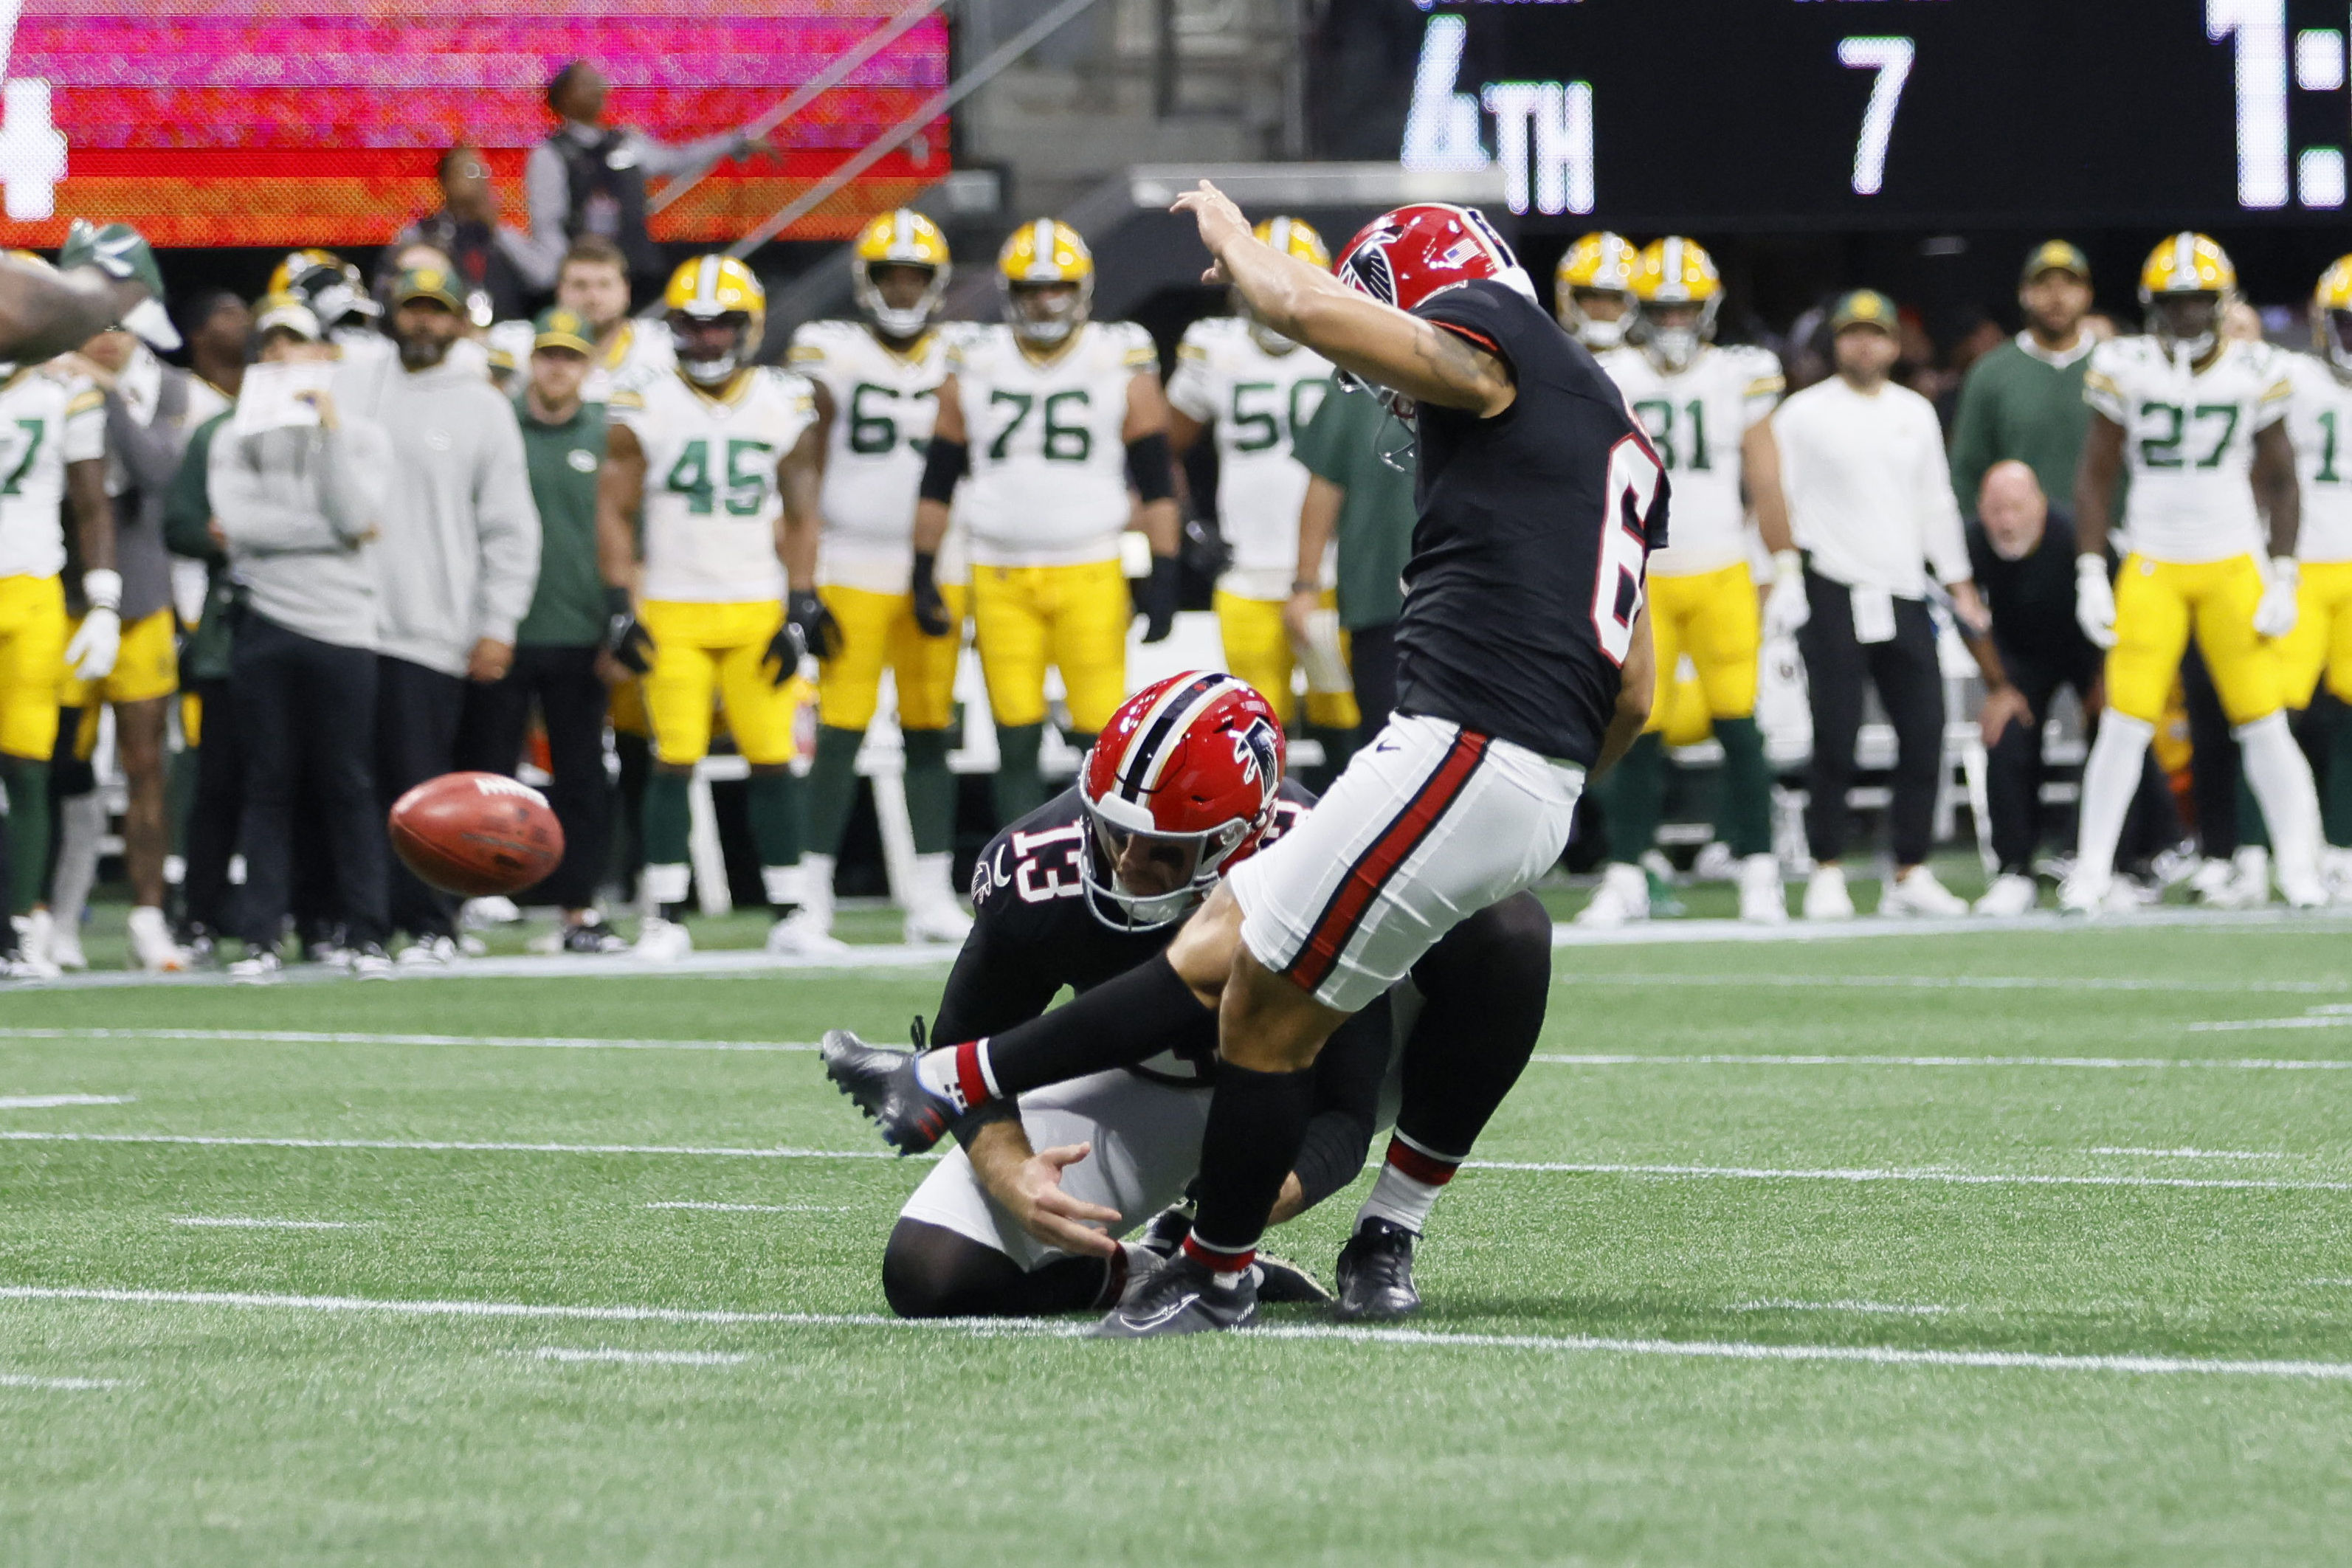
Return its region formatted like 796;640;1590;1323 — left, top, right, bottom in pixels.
604;587;652;674
1137;553;1179;644
910;550;952;638
789;589;841;662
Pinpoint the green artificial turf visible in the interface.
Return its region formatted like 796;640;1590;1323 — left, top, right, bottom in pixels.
4;920;2352;1564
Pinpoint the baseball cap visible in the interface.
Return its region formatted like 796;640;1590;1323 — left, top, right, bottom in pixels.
531;305;596;356
390;266;463;311
251;291;323;343
1828;289;1900;334
2021;240;2091;286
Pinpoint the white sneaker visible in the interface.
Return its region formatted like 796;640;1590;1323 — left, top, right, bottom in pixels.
1973;872;2041;917
1880;866;1969;918
2277;852;2330;909
126;905;186;973
459;896;523;929
348;944;395;981
1691;841;1739;884
2184;857;2237;901
903;901;973;944
2204;846;2272;909
2324;846;2352;902
902;851;971;944
1574;863;1650;928
1801;865;1854;921
1736;854;1787;924
766;907;849;956
633;916;694;963
227;948;283;985
48;922;88;971
10;912;60;978
395;934;460;967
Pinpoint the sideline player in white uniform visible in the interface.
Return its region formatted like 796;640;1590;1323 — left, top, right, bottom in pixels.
1167;216;1352;776
598;255;838;959
912;218;1182;826
555;234;675;404
1553;230;1640;353
2069;232;2326;910
788;210;972;945
0;334;116;974
2279;253;2352;895
1581;238;1798;927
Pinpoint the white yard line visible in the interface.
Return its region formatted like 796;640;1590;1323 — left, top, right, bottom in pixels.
1557;973;2351;994
0;1094;133;1108
1731;1300;1951;1316
0;1028;814;1054
0;1131;916;1161
530;1347;749;1366
2091;1148;2288;1160
1533;1052;2352;1071
170;1217;356;1230
1461;1159;2352;1192
644;1212;856;1222
0;1371;118;1389
1548;908;2352;948
7;1285;2351;1384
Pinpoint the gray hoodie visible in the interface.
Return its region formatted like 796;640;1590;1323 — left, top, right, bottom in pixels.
209;417;393;649
339;353;541;677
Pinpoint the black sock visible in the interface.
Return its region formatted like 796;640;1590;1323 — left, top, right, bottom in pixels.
1393;891;1552;1156
881;1219;1113;1318
975;954;1211;1099
1187;1063;1315;1269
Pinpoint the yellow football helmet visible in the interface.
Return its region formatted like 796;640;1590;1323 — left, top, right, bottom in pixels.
1554;231;1639;348
2139;232;2236;357
664;254;767;387
1632;237;1722;371
2313;255;2352;376
1238;216;1329;353
851;209;951;339
269;247;378;331
997;218;1094;346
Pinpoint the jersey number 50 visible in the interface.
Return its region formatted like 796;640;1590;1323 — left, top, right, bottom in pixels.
1590;435;1664;667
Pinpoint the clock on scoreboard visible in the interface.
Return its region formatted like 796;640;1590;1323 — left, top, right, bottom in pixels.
1324;0;2352;229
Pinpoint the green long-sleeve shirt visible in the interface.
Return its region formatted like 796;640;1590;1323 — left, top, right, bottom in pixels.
513;393;608;648
162;409;237;684
1947;335;2097;514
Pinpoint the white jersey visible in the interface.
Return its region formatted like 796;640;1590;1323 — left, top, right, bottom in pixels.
787;318;974;592
0;367;105;580
2084;335;2290;564
1599;342;1782;576
1166;317;1334;599
951;321;1155;567
610;366;818;604
2283;351;2352;563
586;319;676;404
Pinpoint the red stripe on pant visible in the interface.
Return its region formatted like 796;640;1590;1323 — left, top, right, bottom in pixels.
1384;1136;1460;1187
1286;729;1491;994
954;1040;991;1110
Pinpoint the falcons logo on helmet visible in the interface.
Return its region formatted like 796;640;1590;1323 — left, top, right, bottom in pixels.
1231;715;1282;801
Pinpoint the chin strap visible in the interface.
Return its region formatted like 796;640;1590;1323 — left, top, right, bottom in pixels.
681;356;737;385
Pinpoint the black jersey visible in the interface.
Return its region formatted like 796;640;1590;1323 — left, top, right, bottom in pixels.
1393;278;1670;767
935;782;1318;1072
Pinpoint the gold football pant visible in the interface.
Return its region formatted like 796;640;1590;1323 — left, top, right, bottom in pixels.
1212;588;1359;731
970;559;1128;734
2106;553;2282;727
816;582;970;732
1640;562;1759;734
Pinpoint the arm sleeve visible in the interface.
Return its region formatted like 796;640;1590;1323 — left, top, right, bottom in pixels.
1945;355;1998;512
929;883;1063;1047
1916;401;1973;584
467;398;544;645
317;420;393;546
631;128;745;179
918;436;968;504
522;142;571;281
210;429;343;553
1125;431;1174;504
1292;995;1392;1212
162;414;227;561
103;388;185;492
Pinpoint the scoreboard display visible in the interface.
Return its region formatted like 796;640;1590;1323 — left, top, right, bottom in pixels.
0;0;949;248
1325;0;2352;230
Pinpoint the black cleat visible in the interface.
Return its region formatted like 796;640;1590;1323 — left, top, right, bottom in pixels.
1252;1253;1333;1306
1089;1250;1258;1339
820;1029;955;1156
1135;1201;1195;1259
1334;1218;1421;1322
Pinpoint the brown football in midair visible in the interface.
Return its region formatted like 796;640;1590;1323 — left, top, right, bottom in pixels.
387;772;565;898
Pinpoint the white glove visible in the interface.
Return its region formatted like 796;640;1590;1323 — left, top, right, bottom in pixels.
66;570;120;680
2075;554;2117;649
1760;550;1810;640
2253;556;2301;639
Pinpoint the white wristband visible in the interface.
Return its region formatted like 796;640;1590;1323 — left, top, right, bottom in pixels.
2075;553;2108;581
81;568;121;612
2270;556;2300;587
1770;549;1802;584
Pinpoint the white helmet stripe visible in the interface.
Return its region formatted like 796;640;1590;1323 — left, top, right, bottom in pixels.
2174;232;2196;289
1031;218;1056;280
1116;672;1240;802
1267;216;1291;258
1663;236;1685;300
697;253;721;310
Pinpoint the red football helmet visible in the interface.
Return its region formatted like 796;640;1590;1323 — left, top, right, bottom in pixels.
1334;204;1538;314
1079;671;1286;930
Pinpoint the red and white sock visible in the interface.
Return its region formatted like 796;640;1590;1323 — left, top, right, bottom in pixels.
914;1040;998;1113
1181;1229;1256;1285
1354;1131;1462;1235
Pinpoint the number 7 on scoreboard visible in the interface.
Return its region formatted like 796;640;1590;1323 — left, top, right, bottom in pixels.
1838;35;1915;196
